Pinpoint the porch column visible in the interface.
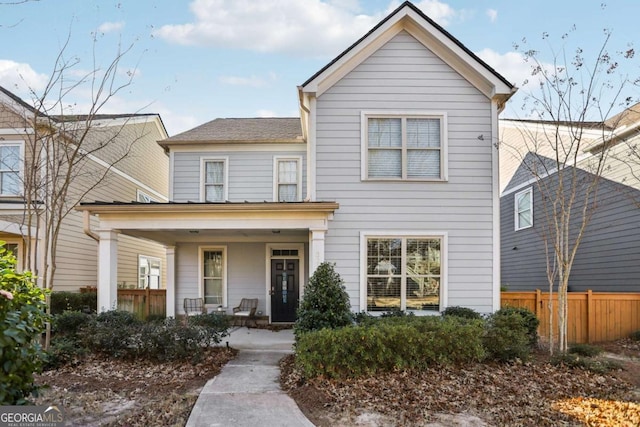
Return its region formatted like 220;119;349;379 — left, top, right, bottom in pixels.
165;245;176;318
309;229;326;275
97;230;118;312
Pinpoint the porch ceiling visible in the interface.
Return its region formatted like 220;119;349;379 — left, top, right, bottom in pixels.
121;228;310;245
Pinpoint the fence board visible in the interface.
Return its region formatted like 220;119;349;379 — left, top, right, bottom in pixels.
501;291;640;344
117;289;166;320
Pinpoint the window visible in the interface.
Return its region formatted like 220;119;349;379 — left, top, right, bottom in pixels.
0;142;22;196
362;113;446;180
136;190;156;203
138;256;161;289
274;157;301;202
515;187;533;230
201;247;226;305
364;235;444;312
201;158;228;202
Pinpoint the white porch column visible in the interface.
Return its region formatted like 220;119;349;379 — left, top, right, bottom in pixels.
165;245;176;318
309;229;326;275
97;230;118;312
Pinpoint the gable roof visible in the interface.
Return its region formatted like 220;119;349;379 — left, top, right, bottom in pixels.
300;1;515;104
160;117;303;146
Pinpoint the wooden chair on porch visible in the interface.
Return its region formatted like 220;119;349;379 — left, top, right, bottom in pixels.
183;298;205;317
232;298;258;328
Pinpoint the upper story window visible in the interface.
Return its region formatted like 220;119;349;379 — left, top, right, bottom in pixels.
362;112;447;181
201;157;228;202
0;142;23;196
515;187;533;231
274;156;301;202
136;190;156;203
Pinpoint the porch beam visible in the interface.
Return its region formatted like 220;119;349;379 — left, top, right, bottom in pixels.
97;230;118;312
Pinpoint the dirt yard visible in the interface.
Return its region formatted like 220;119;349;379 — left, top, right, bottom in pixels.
33;340;639;426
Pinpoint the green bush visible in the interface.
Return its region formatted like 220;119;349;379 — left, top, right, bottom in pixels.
442;306;482;320
295;316;485;379
483;310;531;361
0;244;49;405
495;306;539;348
630;330;640;341
295;262;353;339
82;310;141;358
50;291;97;314
44;337;88;370
568;343;603;357
53;310;93;339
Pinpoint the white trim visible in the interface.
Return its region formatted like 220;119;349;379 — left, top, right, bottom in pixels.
308;96;317;201
169;151;175;201
0;128;34;135
265;242;305;323
199;156;229;202
167;143;306;153
199;245;228;308
359;230;448;314
273;155;303;202
0;140;24;197
137;254;162;289
360;111;448;181
89;115;169;140
514;187;534;231
491;101;501;312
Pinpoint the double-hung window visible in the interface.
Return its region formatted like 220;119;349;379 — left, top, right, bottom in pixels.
201;247;226;306
363;233;445;312
514;187;533;230
363;113;446;180
201;158;228;202
274;157;301;202
0;142;22;196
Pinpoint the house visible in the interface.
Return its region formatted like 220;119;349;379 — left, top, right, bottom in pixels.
78;1;516;319
499;104;640;292
0;85;170;292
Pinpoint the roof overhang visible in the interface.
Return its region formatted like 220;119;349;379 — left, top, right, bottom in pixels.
300;3;516;105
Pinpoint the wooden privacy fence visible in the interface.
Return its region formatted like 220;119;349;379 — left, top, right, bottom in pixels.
117;289;166;320
501;290;640;344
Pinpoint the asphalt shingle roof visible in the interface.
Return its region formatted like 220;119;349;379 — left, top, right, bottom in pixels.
163;117;303;144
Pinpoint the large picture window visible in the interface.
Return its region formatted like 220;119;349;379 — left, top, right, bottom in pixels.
274;157;301;202
0;142;22;196
363;113;446;180
201;158;228;202
202;247;226;305
515;187;533;230
365;235;443;312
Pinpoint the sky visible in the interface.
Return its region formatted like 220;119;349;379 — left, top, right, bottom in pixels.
0;0;638;136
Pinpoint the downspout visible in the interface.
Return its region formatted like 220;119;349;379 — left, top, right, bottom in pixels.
83;210;99;242
298;87;312;201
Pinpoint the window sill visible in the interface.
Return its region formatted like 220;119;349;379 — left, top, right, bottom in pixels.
362;178;448;183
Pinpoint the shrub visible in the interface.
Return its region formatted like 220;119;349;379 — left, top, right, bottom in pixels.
495;306;539;348
568;343;603;357
0;243;49;405
295;262;352;339
50;291;97;314
82;310;141;358
44;337;88;370
295;316;485;379
483;310;531;361
187;312;231;345
53;310;93;339
551;353;621;374
442;306;482;320
630;330;640;341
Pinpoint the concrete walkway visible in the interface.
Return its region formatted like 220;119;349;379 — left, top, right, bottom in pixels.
186;328;314;427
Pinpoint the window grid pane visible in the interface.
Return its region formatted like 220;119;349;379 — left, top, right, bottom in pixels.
277;160;298;201
368;118;401;148
204;251;223;305
516;191;532;229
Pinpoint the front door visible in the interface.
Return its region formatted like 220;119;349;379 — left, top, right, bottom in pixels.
271;259;299;322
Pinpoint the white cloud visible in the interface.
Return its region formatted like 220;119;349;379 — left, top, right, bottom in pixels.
218;75;270;88
256;109;277;117
97;21;125;34
486;8;497;23
0;60;48;94
475;48;536;88
154;0;466;57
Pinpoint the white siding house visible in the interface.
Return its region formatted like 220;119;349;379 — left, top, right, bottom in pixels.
80;1;516;319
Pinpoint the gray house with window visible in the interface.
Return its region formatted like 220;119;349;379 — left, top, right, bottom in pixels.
79;1;516;320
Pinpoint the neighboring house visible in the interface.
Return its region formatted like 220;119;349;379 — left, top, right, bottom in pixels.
0;85;170;292
500;105;640;292
78;1;516;319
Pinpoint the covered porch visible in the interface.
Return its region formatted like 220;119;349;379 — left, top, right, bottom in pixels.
77;201;338;322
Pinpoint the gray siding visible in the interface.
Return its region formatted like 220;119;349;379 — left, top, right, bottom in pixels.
316;31;496;313
501;170;640;292
172;149;306;202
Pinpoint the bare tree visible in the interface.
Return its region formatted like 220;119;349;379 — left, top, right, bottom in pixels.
500;31;637;353
3;32;149;347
